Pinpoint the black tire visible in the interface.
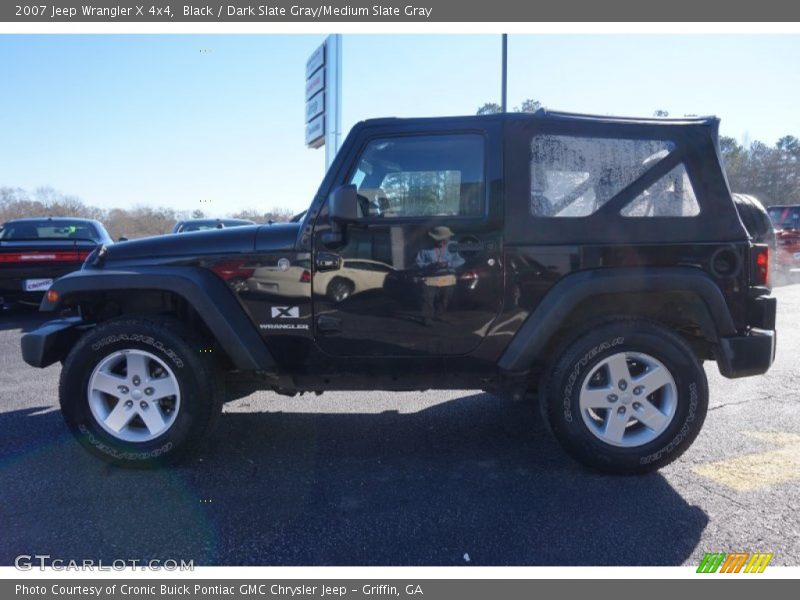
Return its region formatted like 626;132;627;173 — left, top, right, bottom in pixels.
541;318;708;474
59;316;223;468
327;277;354;303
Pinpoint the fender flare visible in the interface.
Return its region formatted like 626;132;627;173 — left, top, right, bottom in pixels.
497;266;737;372
42;266;275;371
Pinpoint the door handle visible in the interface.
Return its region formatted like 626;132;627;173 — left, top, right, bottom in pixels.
315;253;341;272
317;315;342;332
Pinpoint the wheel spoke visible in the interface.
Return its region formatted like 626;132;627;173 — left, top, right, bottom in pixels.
91;371;126;397
578;350;678;449
605;353;632;387
138;404;167;435
104;400;135;433
581;387;614;409
634;399;669;431
148;376;178;400
604;409;629;443
634;365;672;395
125;351;150;381
89;349;182;443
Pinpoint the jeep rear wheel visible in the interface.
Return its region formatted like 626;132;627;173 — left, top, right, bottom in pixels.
542;319;708;474
59;316;222;467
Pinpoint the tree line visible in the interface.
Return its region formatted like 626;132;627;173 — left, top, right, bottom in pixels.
0;186;294;240
478;100;800;207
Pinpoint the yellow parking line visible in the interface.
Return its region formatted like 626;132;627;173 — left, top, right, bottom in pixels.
692;432;800;492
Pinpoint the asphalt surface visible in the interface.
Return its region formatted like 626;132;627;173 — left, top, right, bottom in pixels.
1;284;799;567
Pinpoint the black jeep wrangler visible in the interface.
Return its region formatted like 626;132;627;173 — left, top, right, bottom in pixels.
21;110;776;473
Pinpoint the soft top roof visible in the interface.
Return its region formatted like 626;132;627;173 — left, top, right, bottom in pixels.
356;108;719;130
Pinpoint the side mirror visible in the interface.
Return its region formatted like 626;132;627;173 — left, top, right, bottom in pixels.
322;185;360;248
118;236;128;242
329;184;360;223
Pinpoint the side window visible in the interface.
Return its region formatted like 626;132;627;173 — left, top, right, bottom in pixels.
621;164;700;217
530;135;674;217
349;134;485;218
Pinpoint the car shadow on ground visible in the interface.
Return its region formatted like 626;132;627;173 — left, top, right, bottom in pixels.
0;393;708;566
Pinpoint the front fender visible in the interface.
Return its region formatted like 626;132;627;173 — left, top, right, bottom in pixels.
40;266;275;371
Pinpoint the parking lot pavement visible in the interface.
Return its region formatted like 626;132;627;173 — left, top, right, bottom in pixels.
1;285;798;567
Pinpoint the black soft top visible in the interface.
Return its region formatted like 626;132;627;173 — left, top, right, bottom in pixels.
358;108;719;131
307;109;744;246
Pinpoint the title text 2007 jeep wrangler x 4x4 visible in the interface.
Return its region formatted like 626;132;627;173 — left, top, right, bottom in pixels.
21;111;776;473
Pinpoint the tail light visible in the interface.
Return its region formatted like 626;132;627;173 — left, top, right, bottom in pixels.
0;251;91;263
300;269;312;283
752;245;769;286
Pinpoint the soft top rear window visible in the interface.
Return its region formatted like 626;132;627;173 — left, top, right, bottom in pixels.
530;135;675;217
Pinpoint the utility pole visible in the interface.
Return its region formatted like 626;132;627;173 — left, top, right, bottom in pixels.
501;34;508;113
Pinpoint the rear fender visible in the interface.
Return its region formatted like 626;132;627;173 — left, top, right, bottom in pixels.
497;267;737;372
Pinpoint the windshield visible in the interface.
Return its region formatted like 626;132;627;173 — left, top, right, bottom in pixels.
178;220;252;232
0;220;99;240
767;206;800;230
180;221;223;232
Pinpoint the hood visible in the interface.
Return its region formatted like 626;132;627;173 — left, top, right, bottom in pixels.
103;223;300;262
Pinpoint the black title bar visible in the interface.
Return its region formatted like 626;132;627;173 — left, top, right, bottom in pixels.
5;0;800;22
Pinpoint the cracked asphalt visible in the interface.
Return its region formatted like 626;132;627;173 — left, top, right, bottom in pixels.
0;283;798;566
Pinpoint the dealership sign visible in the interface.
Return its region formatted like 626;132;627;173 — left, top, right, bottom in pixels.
305;68;324;101
305;115;325;149
306;43;325;78
306;92;324;122
304;36;342;162
305;41;326;148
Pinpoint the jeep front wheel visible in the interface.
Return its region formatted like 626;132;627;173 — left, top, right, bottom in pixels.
59;316;222;467
542;319;708;474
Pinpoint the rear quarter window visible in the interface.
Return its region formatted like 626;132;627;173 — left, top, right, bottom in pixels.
621;164;700;217
530;135;674;217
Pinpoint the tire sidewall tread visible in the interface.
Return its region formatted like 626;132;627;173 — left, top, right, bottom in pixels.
59;316;222;468
543;317;709;474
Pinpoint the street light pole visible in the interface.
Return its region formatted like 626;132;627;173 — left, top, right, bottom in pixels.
501;34;507;113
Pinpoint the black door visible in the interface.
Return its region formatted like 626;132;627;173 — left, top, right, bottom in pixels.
311;128;504;357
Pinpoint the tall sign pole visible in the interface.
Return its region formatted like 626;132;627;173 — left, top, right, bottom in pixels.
305;34;343;171
325;34;342;169
501;34;508;112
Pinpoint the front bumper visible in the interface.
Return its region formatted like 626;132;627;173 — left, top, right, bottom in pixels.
20;317;87;368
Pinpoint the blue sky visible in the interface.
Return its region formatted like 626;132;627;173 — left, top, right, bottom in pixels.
1;34;798;215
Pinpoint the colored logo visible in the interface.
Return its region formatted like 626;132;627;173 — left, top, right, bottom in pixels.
696;552;773;573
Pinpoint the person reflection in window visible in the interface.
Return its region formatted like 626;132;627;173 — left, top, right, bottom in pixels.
415;226;465;325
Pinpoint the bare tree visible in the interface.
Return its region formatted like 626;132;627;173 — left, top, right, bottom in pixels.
232;207;294;223
477;98;541;114
0;187;296;240
476;102;502;115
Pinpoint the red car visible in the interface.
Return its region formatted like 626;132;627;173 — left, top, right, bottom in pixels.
767;205;800;274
